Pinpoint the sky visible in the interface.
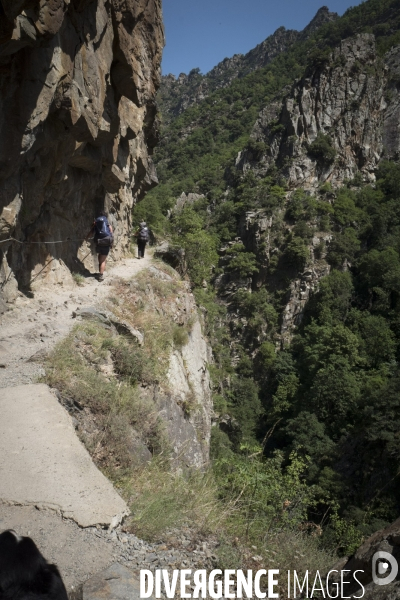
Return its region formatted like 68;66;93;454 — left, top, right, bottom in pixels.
161;0;364;77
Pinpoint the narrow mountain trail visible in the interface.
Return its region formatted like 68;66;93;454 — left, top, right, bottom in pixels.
0;252;152;389
0;251;157;593
0;248;218;597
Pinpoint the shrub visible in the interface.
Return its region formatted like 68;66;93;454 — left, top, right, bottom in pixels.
319;181;333;195
229;378;263;443
268;119;285;136
327;228;360;268
43;323;167;474
72;273;85;286
256;341;276;373
284;237;310;269
307;47;331;70
286;189;318;221
319;214;331;231
247;139;267;159
293;220;314;240
228;252;259;277
226;244;259;278
214;449;317;540
173;324;189;348
128;461;226;540
182;230;219;286
111;341;144;384
307;133;336;165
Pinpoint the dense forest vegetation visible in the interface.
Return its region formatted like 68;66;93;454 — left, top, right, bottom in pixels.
133;0;400;555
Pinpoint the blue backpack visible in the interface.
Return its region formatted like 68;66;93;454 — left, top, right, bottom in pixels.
95;216;111;237
95;216;113;246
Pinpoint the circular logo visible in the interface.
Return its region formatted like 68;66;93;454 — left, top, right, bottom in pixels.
372;551;398;586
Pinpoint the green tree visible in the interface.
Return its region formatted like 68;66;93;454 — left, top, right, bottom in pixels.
226;244;259;278
284;236;310;269
229;377;263;443
182;230;218;287
307;133;336;165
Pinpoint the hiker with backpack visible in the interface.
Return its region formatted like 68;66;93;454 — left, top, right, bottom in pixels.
134;221;150;259
87;211;114;281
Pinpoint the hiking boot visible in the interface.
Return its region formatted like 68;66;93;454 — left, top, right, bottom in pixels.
98;273;104;282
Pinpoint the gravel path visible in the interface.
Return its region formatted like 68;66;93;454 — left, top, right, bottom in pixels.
0;253;151;389
0;504;218;595
0;251;207;594
0;251;219;596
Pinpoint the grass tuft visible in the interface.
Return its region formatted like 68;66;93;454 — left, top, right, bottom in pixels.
72;272;85;286
43;322;169;479
127;460;228;541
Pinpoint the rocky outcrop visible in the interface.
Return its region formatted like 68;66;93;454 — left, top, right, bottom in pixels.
281;251;331;345
72;306;144;345
154;241;185;273
338;517;400;598
82;563;149;600
159;7;337;120
174;191;205;212
112;263;213;470
233;35;400;340
239;209;332;344
139;267;213;470
0;0;164;304
215;207;332;345
383;45;400;158
241;34;387;189
165;317;213;469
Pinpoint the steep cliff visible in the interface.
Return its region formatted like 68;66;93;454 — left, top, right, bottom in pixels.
233;33;400;341
137;265;213;469
31;258;213;472
241;34;387;189
132;0;400;569
0;0;164;308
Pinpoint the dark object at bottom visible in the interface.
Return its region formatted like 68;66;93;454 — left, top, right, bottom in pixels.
0;529;68;600
137;240;146;258
96;245;110;255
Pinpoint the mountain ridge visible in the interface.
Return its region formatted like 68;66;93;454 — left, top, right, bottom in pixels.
160;6;338;120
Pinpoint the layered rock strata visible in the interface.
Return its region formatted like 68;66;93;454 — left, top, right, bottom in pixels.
241;34;387;189
0;0;164;305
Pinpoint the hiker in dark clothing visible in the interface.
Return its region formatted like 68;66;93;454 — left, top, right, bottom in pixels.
87;211;114;281
133;221;150;259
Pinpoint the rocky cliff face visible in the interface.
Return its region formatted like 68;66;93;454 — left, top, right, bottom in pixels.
337;517;400;598
139;265;213;470
159;7;337;120
383;44;400;157
164;316;213;469
241;34;387;189
0;0;164;307
232;34;400;341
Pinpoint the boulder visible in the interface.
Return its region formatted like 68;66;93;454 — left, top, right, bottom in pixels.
340;518;400;597
72;307;144;345
154;242;185;273
82;563;154;600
